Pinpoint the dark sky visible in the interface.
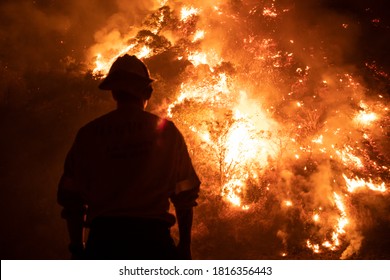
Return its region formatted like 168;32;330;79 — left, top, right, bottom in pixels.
0;0;389;259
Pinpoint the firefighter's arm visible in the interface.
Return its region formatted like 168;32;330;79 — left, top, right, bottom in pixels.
58;176;85;259
58;133;86;259
172;127;201;259
176;207;193;260
171;186;199;260
65;209;84;259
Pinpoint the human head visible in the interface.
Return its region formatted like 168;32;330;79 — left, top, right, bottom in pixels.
98;54;154;103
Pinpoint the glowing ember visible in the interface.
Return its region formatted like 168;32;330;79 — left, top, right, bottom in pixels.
307;240;320;253
284;200;293;207
262;5;278;18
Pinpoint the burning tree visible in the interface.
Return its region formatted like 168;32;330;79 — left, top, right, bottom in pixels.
86;1;389;259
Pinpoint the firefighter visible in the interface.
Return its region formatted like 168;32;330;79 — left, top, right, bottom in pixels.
57;54;200;260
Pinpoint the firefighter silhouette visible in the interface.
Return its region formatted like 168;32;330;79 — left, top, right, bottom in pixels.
58;55;200;259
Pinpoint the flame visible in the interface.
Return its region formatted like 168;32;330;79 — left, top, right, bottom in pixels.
307;240;320;253
187;50;222;68
307;192;350;253
330;192;349;249
180;6;199;22
312;135;323;144
188;51;208;67
343;174;387;193
192;30;205;42
355;111;378;125
167;72;230;117
167;70;278;210
136;45;152;59
354;101;379;126
335;145;364;169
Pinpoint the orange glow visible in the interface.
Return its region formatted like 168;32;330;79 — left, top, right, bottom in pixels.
158;0;168;6
284;200;293;207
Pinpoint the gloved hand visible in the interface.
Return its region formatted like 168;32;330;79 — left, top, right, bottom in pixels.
68;243;85;260
177;242;192;260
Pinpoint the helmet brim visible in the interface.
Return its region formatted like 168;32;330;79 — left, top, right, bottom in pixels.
98;71;154;91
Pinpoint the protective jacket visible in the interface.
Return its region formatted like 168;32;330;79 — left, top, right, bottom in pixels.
58;106;200;228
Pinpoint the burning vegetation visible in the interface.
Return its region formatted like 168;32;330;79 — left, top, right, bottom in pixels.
85;0;390;259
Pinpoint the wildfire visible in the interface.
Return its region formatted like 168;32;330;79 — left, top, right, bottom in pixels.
180;6;199;22
92;41;152;76
307;192;349;253
343;174;387;193
87;0;390;259
192;30;205;42
167;72;230;117
187;51;208;67
312;135;323;144
307;240;320;254
335;145;364;169
354;101;379;126
331;193;349;247
136;45;152;59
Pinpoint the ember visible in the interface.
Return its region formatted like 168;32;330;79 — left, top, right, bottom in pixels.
87;0;389;259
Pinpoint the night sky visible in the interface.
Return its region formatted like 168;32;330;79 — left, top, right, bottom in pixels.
1;0;389;259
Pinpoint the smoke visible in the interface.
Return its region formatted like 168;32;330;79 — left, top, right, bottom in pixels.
341;231;364;259
309;162;334;207
0;1;68;71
